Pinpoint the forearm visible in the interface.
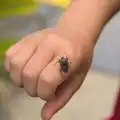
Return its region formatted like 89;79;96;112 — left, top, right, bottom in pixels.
55;0;120;46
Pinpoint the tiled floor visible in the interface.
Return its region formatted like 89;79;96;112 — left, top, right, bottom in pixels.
0;70;119;120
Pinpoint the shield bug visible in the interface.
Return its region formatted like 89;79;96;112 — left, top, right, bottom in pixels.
55;54;71;75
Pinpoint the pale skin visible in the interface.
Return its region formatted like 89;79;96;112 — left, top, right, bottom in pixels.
4;0;120;120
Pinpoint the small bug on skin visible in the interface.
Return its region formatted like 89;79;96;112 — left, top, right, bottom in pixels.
55;53;71;75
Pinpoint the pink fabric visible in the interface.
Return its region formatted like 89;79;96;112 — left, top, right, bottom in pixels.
105;116;113;120
105;89;120;120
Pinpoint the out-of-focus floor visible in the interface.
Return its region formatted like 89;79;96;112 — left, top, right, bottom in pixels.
0;70;119;120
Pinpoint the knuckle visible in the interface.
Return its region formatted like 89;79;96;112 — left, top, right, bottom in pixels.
22;69;34;80
37;92;51;101
37;75;55;101
25;90;37;97
10;58;21;68
10;73;22;87
40;74;54;85
12;80;22;87
4;51;11;59
10;76;22;87
37;93;47;101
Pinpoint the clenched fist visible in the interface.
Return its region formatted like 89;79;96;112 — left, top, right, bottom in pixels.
4;28;93;120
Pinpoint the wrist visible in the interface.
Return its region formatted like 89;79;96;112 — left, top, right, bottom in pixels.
55;0;120;46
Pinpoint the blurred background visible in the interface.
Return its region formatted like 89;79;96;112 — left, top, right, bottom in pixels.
0;0;120;120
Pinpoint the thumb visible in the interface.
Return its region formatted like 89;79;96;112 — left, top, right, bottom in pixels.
41;75;85;120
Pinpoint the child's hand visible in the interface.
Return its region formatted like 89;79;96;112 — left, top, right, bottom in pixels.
4;28;93;120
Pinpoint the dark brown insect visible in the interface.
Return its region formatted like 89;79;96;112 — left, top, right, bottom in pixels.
56;54;71;74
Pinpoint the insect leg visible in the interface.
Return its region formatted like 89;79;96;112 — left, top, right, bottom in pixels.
54;57;61;65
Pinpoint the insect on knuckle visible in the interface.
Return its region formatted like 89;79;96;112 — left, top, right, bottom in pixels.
58;56;69;74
